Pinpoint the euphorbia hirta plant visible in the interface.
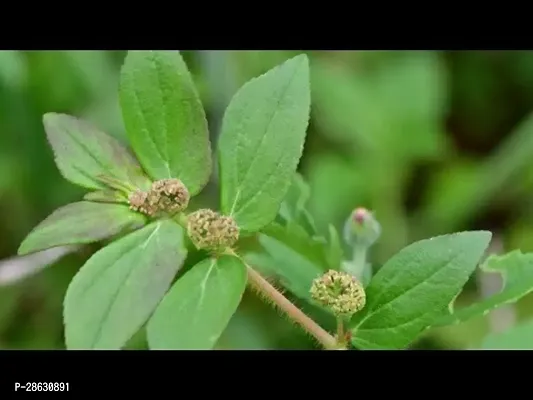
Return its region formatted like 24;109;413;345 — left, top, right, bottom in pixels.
18;50;523;351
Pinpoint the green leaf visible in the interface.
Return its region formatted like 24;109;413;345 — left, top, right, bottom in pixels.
43;113;151;191
435;250;533;327
277;173;317;235
83;190;128;204
480;319;533;349
279;173;311;222
63;220;187;349
18;202;145;255
307;153;364;232
119;50;211;194
349;231;492;350
218;54;311;233
245;222;334;301
147;255;247;349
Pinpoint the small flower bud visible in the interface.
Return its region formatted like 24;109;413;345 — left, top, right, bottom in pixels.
151;179;190;214
128;190;157;216
343;207;381;248
127;179;190;217
187;209;239;251
310;270;366;317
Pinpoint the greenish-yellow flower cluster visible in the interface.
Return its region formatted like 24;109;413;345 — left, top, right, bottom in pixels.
310;270;366;317
187;209;239;251
128;178;189;217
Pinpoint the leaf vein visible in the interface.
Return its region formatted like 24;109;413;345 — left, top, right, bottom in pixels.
229;64;299;215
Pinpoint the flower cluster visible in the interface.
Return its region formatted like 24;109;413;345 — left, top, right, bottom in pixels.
187;209;239;251
310;270;366;317
128;178;189;217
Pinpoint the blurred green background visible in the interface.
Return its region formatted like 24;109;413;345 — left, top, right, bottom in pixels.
1;50;533;350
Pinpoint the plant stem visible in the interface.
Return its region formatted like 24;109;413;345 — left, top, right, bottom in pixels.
336;317;345;345
245;264;339;350
343;243;368;281
174;212;188;228
352;244;367;276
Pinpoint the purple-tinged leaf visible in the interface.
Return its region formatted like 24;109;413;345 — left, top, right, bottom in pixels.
18;202;146;255
43;113;151;191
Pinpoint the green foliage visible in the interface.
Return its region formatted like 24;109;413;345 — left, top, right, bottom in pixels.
245;174;342;302
119;51;211;195
349;231;491;349
63;220;186;349
480;319;533;349
419;111;533;233
246;223;330;301
436;250;533;326
18;51;317;350
278;174;312;225
277;173;317;234
43;113;151;191
311;51;448;160
11;50;533;351
18;202;145;255
147;255;247;349
218;54;311;233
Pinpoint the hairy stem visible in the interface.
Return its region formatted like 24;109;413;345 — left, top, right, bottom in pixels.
245;265;339;350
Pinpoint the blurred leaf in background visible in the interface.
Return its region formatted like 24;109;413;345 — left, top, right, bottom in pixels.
480;318;533;349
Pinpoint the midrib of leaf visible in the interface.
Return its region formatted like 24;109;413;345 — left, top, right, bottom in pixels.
233;155;288;218
229;63;300;216
353;256;457;330
194;259;217;323
129;54;171;178
166;259;217;328
84;223;161;347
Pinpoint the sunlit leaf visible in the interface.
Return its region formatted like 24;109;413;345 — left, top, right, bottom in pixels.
218;55;310;233
119;51;211;194
349;231;491;349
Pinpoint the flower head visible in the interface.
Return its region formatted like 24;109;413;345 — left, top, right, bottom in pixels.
187;209;239;251
150;178;190;214
310;270;366;317
128;190;157;216
128;178;189;217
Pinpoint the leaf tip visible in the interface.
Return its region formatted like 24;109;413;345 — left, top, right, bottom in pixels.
471;229;492;246
17;241;29;256
278;53;310;78
42;112;58;129
42;112;75;136
17;232;40;256
449;229;492;246
292;53;309;64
